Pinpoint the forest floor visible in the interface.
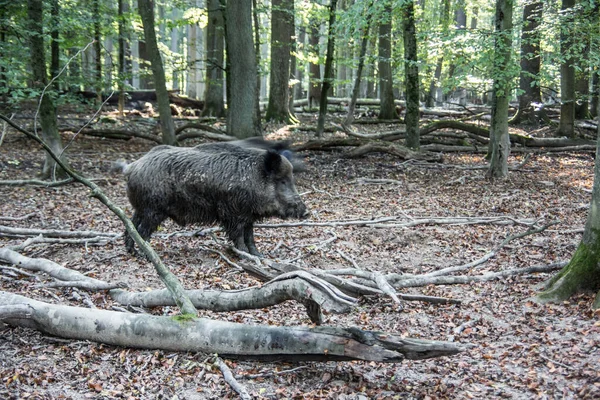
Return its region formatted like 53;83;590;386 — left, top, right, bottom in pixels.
0;107;599;399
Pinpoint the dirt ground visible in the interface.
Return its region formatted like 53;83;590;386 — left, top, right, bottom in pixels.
0;111;599;399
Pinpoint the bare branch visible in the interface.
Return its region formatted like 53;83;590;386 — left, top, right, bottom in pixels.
214;357;252;400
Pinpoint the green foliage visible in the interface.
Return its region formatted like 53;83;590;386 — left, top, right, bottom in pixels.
1;0;598;108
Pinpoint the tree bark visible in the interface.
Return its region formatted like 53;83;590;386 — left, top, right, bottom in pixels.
343;1;373;126
307;17;321;108
27;0;70;180
265;0;294;123
486;0;513;180
402;0;420;149
137;0;177;145
537;98;600;308
378;1;398;120
93;0;102;103
118;0;125;117
558;0;576;138
225;0;261;138
513;1;544;125
316;0;338;137
0;292;463;362
202;0;226;118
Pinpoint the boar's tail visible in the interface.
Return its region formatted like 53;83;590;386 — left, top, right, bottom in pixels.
109;160;129;174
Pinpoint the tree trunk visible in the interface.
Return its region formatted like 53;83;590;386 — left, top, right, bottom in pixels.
537;100;600;309
93;0;102;103
343;1;373;126
486;0;513;180
49;0;59;87
0;292;462;362
316;0;338;137
137;0;177;145
402;0;420;150
202;0;226;118
592;69;599;119
252;0;263;126
575;70;590;119
225;0;261;138
558;0;576;138
513;1;544;126
27;0;70;180
426;0;450;108
265;0;294;123
307;17;321;108
377;1;397;120
170;8;181;91
118;0;126;117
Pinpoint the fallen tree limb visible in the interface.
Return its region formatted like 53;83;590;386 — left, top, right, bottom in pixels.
387;261;567;288
424;222;558;277
174;123;231;142
344;141;443;162
0;225;118;239
214;357;251;400
0;178;74;187
0;213;37;222
76;129;161;143
0;246;355;323
0;247;127;290
0;291;463;362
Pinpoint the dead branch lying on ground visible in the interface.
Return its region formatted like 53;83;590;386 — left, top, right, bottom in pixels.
0;291;463;362
0;245;355;324
0;178;74;187
214;356;251;400
225;221;562;304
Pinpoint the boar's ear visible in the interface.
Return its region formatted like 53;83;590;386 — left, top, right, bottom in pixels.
263;149;283;175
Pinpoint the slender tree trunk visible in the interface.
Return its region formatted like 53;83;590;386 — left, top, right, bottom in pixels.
402;0;420;150
202;0;225;118
225;0;261;138
252;0;263;126
378;1;397;120
288;10;298;115
137;0;177;145
308;18;321;109
426;0;450;108
265;0;294;123
538;100;600;309
27;0;69;180
513;1;543;125
558;0;576;137
575;69;590;119
592;69;599;118
486;0;513;180
344;1;373;126
93;0;102;103
316;0;338;137
118;0;125;117
50;0;59;88
170;8;181;91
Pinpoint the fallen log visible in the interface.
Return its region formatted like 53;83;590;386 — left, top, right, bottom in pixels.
0;291;463;362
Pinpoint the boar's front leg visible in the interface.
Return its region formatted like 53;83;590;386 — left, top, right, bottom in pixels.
243;223;262;257
225;219;262;257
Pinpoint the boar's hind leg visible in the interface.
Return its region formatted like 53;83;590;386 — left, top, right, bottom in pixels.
125;209;166;254
243;224;263;257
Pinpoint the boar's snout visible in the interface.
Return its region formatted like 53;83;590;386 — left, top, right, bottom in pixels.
284;200;309;220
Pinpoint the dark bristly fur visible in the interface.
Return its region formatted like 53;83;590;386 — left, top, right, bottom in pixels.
122;142;308;256
229;137;307;173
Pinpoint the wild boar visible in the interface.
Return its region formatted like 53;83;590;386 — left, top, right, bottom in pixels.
122;142;309;256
